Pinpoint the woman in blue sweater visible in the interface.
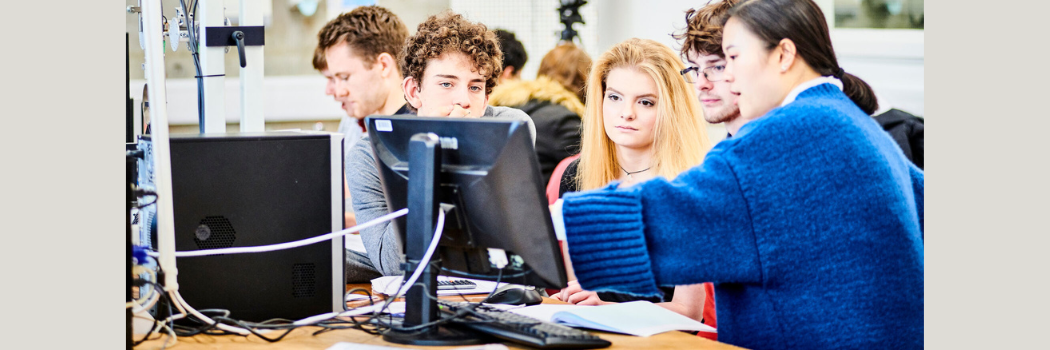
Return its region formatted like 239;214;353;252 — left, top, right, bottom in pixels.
554;0;923;349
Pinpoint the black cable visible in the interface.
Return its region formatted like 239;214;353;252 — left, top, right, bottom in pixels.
180;0;205;130
196;316;298;342
140;278;371;342
134;190;158;209
371;268;511;334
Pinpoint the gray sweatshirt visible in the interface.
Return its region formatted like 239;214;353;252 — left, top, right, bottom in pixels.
346;105;536;276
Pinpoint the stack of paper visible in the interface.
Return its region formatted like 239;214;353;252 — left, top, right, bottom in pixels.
370;275;511;296
509;301;717;337
340;301;406;316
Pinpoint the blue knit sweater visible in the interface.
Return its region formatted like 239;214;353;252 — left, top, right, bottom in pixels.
561;83;924;349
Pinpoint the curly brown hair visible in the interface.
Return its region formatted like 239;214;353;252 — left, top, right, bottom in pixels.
673;0;738;59
399;11;503;95
316;5;408;70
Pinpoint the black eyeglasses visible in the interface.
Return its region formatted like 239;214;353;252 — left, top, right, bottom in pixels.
680;64;727;83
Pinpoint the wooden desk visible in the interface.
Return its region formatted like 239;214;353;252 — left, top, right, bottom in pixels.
136;284;743;350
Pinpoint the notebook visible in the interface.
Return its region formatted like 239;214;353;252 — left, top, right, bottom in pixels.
509;301;717;337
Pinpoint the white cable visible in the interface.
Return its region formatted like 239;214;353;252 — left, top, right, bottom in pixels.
156;319;178;350
291;311;340;326
294;208;448;324
142;206;426;332
375;208;447;315
128;266;160;311
146;208;408;258
133;314;179;349
130;291;161;314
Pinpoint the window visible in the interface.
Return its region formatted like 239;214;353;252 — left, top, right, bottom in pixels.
832;0;923;29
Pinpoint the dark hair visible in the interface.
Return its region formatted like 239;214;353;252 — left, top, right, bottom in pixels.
729;0;878;114
316;6;408;71
494;29;527;75
673;0;738;59
399;11;503;95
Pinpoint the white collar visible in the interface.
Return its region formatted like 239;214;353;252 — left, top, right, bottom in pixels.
779;76;843;107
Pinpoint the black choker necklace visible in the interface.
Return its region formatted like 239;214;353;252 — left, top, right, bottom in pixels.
620;165;651;181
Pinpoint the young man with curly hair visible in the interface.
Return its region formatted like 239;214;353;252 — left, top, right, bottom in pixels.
674;0;743;137
346;11;535;276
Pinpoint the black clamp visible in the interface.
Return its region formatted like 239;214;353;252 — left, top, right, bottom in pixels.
205;26;264;68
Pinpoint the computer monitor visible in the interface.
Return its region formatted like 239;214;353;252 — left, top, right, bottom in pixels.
366;115;568;345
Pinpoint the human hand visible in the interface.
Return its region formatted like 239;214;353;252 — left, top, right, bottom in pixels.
448;104;471;117
552;280;608;305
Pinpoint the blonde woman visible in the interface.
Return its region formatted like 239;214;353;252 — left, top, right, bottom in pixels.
552;38;715;326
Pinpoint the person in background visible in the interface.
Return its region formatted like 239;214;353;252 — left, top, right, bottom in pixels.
873;106;924;169
347;11;536;277
550;39;714;327
314;5;414;282
490;37;590;185
310;47;360;232
551;0;923;348
493;29;527;85
538;43;592;104
539;43;597;201
675;0;744;138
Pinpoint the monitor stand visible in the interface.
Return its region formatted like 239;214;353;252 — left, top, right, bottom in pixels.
381;133;486;346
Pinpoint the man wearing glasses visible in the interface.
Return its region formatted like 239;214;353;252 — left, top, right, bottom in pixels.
675;0;743;138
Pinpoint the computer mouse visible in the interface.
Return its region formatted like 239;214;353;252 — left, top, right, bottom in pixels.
484;285;544;306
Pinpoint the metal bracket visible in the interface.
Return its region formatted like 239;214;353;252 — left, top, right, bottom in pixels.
204;26;264;47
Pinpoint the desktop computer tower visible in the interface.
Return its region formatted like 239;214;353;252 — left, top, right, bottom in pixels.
153;132;345;322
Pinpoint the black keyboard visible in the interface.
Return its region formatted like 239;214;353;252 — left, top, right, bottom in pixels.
438;300;612;349
437;279;477;290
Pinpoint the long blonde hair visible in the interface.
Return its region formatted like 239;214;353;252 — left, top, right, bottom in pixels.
576;38;711;190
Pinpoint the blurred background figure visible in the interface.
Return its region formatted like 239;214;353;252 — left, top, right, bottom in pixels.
490;33;591;186
494;29;528;85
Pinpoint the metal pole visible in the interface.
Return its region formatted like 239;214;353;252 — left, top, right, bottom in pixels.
142;0;179;290
239;0;264;132
199;0;227;133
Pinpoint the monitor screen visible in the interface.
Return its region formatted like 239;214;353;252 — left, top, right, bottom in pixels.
367;115;567;289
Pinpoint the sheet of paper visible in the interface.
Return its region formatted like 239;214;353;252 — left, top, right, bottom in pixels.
345;293;373;301
371;275;511;296
327;342;509;350
549;301;717;337
508;304;586;321
339;301;406;317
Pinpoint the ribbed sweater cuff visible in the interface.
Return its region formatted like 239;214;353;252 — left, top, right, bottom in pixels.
562;187;660;297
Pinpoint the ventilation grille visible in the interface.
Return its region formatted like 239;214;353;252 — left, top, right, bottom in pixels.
193;216;236;250
292;263;317;298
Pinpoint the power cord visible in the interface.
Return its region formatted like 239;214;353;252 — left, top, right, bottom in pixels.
146;208;408;258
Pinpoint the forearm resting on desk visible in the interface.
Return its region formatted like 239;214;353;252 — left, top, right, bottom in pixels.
658;284;706;322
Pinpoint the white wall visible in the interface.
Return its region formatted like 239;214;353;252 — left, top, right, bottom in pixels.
451;0;601;81
592;0;923;117
131;0;923;127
